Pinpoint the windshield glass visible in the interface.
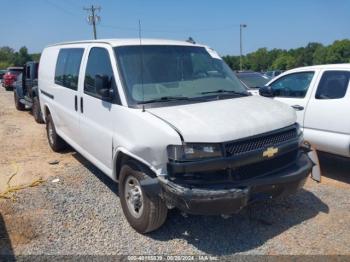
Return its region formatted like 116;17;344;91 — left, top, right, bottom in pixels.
114;45;247;105
236;73;270;88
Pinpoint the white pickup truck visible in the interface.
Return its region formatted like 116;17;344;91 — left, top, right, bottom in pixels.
259;64;350;159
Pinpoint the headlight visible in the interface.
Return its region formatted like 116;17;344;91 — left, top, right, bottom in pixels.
167;143;223;161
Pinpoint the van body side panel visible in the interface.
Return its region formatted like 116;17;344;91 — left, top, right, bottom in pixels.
77;45;117;172
39;46;83;147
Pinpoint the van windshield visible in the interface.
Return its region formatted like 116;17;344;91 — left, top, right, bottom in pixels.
114;45;247;105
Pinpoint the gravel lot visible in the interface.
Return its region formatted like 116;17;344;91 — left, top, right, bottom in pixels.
0;88;350;257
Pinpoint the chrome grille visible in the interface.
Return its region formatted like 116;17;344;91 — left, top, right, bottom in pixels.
225;127;297;157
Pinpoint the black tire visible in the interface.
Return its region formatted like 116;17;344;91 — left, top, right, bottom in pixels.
119;161;167;233
5;86;12;91
46;113;67;152
14;91;25;111
32;96;44;124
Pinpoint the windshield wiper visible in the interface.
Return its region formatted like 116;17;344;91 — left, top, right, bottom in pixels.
138;96;195;104
200;89;250;96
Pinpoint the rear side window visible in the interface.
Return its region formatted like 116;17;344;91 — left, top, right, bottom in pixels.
84;47;119;102
316;71;349;99
55;48;84;90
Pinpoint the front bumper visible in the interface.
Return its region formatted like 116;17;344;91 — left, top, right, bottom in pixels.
159;152;313;215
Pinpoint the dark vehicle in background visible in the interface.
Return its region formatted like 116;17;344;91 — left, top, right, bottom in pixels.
0;69;6;84
13;61;43;123
264;70;283;78
236;71;271;95
2;67;23;90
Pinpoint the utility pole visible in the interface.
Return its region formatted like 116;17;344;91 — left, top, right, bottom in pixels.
240;24;247;71
84;5;101;40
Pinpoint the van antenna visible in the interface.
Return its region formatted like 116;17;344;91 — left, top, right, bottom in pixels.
139;19;145;112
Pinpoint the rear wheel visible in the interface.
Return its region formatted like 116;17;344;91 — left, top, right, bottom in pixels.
32;96;44;124
119;161;167;233
14;91;25;111
46;114;67;152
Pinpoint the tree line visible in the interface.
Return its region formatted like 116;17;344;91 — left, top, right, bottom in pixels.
1;39;349;71
222;39;350;71
0;46;40;69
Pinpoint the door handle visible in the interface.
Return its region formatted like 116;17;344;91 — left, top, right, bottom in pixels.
74;95;78;111
80;97;83;113
292;105;304;111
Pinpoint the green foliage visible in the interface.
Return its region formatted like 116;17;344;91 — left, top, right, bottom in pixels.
31;53;41;62
0;46;40;69
223;39;350;71
272;54;296;70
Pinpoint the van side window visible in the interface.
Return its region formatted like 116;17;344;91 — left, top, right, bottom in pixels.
84;47;120;103
55;48;84;90
316;71;349;99
270;72;314;98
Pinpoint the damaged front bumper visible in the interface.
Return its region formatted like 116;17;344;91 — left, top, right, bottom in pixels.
144;151;313;215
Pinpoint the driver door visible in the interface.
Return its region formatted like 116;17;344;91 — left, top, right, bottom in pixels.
269;71;317;127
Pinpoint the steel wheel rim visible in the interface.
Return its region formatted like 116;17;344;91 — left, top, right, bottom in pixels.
124;175;144;218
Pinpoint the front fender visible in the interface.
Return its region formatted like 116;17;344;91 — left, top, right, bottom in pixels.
112;147;163;181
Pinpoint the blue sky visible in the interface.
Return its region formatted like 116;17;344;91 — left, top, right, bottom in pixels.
1;0;349;55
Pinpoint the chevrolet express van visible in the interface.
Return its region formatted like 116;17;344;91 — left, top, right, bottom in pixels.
39;39;313;233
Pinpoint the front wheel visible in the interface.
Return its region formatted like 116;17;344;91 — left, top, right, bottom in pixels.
119;161;168;233
32;96;44;123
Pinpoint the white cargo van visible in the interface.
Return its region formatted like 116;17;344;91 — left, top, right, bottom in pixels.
39;39;313;233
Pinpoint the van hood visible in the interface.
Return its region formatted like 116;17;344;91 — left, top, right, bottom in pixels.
147;96;296;142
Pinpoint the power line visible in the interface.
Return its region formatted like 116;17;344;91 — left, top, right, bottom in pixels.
83;5;101;40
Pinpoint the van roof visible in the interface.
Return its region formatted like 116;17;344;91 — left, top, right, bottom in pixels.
48;38;207;48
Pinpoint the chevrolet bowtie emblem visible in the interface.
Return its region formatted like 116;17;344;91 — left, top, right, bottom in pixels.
263;147;279;158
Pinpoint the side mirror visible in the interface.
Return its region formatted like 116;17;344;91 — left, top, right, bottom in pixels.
95;75;113;101
259;86;275;97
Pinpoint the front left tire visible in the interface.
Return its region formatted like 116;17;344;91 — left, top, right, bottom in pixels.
119;161;168;233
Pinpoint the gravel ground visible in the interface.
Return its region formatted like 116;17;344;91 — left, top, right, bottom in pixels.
0;88;350;257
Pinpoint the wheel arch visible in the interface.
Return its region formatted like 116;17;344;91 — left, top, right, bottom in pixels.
42;103;52;123
113;148;157;182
